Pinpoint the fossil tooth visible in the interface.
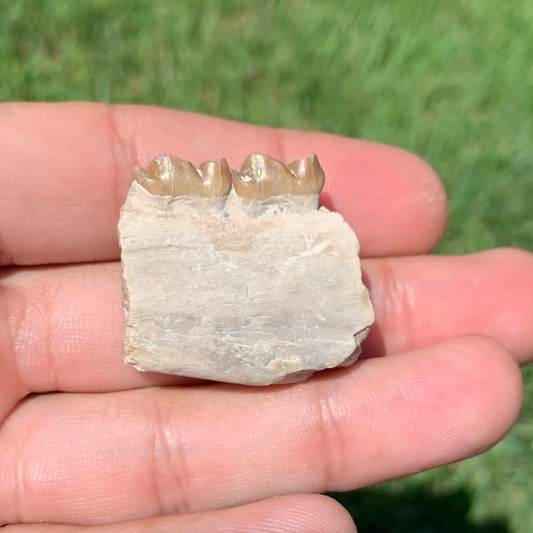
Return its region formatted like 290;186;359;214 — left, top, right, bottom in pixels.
130;166;150;186
134;155;231;197
149;155;200;197
233;153;297;200
196;159;232;197
287;153;325;196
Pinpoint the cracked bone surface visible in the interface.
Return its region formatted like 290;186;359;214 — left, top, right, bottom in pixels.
119;153;374;386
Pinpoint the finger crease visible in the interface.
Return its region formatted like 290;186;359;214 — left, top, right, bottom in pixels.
105;104;136;225
273;127;290;165
379;259;418;353
311;381;347;492
148;397;193;515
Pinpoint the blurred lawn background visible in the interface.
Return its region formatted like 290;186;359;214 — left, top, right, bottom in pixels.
1;0;532;531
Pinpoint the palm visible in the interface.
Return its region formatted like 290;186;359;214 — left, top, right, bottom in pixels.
1;102;532;532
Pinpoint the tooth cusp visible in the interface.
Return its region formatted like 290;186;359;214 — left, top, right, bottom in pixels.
197;159;232;197
287;153;325;196
131;164;162;195
235;153;297;200
130;166;149;186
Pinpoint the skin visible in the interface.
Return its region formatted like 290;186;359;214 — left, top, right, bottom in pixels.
0;102;532;532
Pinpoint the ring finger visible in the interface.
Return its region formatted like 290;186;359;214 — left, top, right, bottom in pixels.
0;335;522;525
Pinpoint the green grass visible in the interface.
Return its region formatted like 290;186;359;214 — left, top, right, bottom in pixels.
1;0;532;531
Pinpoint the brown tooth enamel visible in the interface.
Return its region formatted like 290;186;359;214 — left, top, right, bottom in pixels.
131;165;164;195
287;153;325;195
196;159;232;196
234;153;296;200
151;155;198;197
130;166;149;185
139;155;230;197
135;153;324;199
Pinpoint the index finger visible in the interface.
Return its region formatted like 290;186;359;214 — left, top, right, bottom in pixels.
0;102;446;265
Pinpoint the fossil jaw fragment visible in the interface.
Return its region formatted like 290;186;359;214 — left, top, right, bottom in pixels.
120;153;374;386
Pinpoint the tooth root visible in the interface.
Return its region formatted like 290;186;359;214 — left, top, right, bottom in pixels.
196;159;232;196
287;153;325;195
234;153;296;200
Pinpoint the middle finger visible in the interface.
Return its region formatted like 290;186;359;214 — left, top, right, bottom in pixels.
2;248;532;395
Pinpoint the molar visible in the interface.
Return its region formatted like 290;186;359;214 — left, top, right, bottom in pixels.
132;155;231;197
233;153;298;200
287;153;325;196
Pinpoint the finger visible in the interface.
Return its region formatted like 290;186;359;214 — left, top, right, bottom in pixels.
362;247;533;364
0;335;521;525
1;262;198;393
1;494;355;533
3;248;533;396
0;298;25;420
0;268;29;420
0;102;446;265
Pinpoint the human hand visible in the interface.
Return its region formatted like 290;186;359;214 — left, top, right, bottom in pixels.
1;102;532;533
